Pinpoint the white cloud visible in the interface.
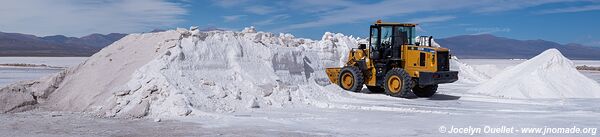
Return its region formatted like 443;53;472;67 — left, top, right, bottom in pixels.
274;0;590;31
408;16;456;24
284;0;357;13
211;0;249;7
223;15;247;22
537;4;600;14
0;0;186;36
244;5;275;15
473;0;573;13
253;14;290;26
407;16;456;33
275;0;468;31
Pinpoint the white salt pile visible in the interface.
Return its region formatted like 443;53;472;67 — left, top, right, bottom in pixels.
469;49;600;99
450;57;492;83
0;27;361;117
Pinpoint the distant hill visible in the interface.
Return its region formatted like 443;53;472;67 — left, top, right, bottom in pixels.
3;31;600;59
0;28;227;57
437;34;600;60
0;31;126;56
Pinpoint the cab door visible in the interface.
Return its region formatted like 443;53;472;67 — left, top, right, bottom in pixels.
369;26;381;60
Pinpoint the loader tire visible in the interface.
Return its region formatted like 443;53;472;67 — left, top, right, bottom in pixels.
384;68;413;98
412;84;438;97
367;86;384;93
338;66;364;92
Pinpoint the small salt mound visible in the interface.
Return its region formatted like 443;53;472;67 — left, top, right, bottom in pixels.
469;49;600;99
471;64;501;78
450;57;492;83
242;26;256;33
431;38;441;47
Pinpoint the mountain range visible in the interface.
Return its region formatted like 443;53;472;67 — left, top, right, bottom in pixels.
1;31;599;59
0;31;126;56
436;34;600;60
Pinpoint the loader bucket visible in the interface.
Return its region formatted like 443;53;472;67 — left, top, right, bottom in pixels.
325;67;342;85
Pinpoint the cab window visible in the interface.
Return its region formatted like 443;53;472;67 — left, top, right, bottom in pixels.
370;27;379;50
394;26;415;45
381;26;393;47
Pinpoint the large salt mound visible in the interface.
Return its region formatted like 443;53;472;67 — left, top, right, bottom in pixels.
0;27;361;117
103;30;358;117
469;49;600;99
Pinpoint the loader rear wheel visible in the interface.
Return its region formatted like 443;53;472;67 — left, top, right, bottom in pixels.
412;84;438;97
384;68;413;98
338;66;364;92
367;86;384;93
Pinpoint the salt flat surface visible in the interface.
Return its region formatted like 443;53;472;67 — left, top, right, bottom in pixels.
0;111;319;137
3;80;599;136
0;57;86;87
581;71;600;82
0;67;63;87
573;60;600;67
0;57;87;67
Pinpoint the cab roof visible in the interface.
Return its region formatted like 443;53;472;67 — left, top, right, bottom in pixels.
373;20;417;27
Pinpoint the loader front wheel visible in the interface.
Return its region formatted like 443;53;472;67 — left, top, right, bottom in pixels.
338;66;364;92
412;84;438;97
384;68;413;98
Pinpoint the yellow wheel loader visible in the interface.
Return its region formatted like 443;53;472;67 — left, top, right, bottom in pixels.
326;20;458;98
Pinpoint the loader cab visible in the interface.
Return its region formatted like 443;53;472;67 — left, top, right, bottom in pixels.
368;22;416;61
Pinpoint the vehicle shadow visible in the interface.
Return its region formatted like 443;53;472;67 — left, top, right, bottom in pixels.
360;88;461;100
427;94;461;100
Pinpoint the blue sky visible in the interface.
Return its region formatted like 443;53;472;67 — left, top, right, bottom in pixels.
1;0;600;47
